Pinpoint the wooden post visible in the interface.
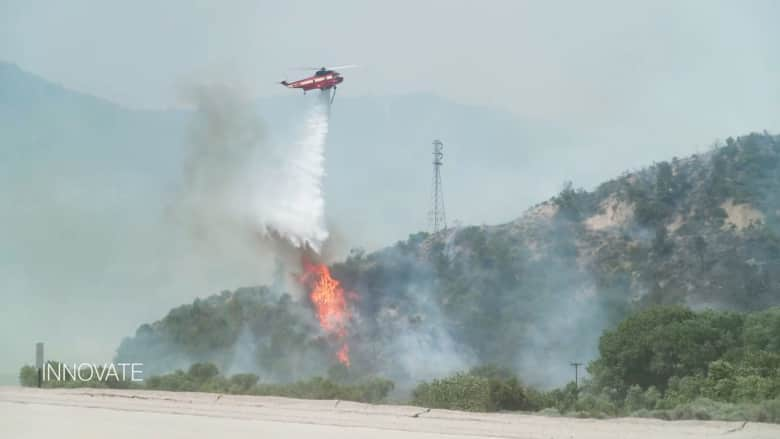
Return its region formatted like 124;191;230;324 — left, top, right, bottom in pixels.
570;361;583;390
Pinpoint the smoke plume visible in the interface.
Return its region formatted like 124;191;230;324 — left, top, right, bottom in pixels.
176;85;331;254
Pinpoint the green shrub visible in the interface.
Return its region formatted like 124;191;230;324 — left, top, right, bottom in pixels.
412;367;537;413
68;360;396;404
644;386;661;409
525;387;557;411
19;365;38;387
543;382;579;412
574;392;618;417
732;375;778;402
354;377;395;403
252;376;393;403
754;399;780;423
624;385;645;412
468;365;529;411
486;376;528;411
468;364;515;380
632;397;780;423
412;373;493;411
658;375;705;408
537;407;561;417
145;370;197;391
187;362;219;383
228;373;259;394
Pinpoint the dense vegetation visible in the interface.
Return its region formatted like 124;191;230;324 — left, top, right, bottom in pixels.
113;132;780;387
24;305;780;421
581;305;780;420
50;131;772;422
20;361;394;404
10;64;780;423
114;287;333;379
412;365;530;412
408;306;780;422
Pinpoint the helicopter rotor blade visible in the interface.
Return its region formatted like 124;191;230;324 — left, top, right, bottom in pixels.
289;64;359;71
327;64;359;70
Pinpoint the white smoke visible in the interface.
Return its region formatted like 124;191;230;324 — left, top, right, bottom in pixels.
177;85;331;255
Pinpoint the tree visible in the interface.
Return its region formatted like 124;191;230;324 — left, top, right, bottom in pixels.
743;308;780;352
591;306;742;393
653;226;673;256
655;161;674;204
553;181;583;220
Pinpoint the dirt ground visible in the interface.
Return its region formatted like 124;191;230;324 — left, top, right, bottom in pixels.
1;386;778;439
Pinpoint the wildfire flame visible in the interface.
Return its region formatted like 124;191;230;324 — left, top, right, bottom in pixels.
302;260;351;366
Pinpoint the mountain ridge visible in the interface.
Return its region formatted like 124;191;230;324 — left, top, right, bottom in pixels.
5;61;779;386
1;60;571;373
116;132;780;388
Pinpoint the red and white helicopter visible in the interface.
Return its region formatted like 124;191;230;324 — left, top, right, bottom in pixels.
280;65;357;103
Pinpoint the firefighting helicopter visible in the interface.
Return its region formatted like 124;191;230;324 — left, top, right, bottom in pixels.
279;64;357;104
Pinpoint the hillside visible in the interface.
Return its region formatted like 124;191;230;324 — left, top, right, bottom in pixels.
0;61;568;373
116;132;780;388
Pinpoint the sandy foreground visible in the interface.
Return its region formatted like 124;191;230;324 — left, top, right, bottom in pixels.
2;386;779;439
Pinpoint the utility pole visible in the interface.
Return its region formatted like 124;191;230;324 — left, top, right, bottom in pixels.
429;139;447;233
570;361;583;389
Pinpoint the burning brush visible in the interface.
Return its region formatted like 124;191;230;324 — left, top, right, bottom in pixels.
300;254;353;366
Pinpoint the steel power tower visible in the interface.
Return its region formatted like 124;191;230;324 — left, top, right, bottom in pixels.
429;139;447;233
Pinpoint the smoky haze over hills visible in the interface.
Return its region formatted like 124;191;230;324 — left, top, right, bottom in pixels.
117;132;780;390
1;59;778;383
0;62;564;376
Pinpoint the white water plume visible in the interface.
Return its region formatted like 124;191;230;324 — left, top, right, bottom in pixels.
178;86;332;256
251;92;331;252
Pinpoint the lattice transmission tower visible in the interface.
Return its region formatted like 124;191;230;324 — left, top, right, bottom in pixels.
429;139;447;233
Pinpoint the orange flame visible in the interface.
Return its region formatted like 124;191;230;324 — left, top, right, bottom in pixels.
337;344;350;366
302;261;351;366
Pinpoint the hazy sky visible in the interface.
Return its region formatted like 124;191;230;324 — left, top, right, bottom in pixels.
2;0;780;376
3;0;779;184
2;1;778;126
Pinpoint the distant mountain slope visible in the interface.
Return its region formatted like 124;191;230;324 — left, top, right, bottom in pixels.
117;132;780;388
0;61;187;180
